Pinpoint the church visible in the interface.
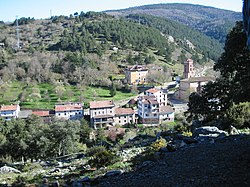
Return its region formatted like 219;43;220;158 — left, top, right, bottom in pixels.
174;59;214;101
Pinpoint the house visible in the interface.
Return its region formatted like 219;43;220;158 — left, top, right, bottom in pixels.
124;65;148;84
90;100;115;129
159;106;175;123
137;96;160;125
114;108;136;125
144;88;168;106
54;102;83;120
0;104;20;120
32;110;52;123
137;95;175;125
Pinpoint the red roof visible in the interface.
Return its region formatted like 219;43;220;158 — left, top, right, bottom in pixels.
145;88;160;94
115;108;134;116
90;100;114;109
32;111;50;117
55;105;83;112
0;105;19;111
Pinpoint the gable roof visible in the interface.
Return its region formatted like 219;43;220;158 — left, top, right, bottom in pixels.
145;88;161;94
55;105;83;112
32;110;50;117
0;105;19;111
181;76;215;83
115;108;134;116
159;106;174;114
90;100;115;109
140;96;159;105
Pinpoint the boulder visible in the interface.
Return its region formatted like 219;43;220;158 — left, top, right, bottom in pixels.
0;166;21;174
194;126;228;137
105;170;123;177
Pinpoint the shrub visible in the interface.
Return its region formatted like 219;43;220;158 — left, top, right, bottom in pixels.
150;137;167;151
87;146;120;168
226;102;250;128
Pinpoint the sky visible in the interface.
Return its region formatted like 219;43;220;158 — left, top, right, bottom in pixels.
0;0;243;22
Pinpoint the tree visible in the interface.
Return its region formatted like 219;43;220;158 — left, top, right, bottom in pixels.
110;82;116;97
187;22;250;125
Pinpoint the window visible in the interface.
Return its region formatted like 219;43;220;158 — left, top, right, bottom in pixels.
95;112;97;115
79;112;81;114
110;111;112;113
102;111;104;114
75;112;77;115
58;113;61;116
64;113;66;115
124;116;126;119
124;120;126;123
99;111;101;114
145;114;149;116
154;114;157;116
119;120;121;123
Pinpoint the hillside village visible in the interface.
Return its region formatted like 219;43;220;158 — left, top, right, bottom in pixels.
0;59;211;129
0;2;250;186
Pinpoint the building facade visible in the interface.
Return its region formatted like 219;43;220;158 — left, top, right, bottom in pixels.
114;108;136;125
183;59;196;79
0;104;20;120
144;88;168;106
125;65;148;84
137;95;175;125
55;102;83;120
90;100;115;129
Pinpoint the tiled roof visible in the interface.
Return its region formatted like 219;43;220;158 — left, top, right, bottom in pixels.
93;115;114;118
140;96;159;105
115;108;134;116
145;88;161;94
181;76;215;83
159;106;174;114
90;100;114;109
32;110;50;117
55;105;83;112
0;105;19;111
126;65;148;71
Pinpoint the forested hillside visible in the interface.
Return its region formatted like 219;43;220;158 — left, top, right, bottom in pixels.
126;14;223;61
0;10;228;109
106;3;242;43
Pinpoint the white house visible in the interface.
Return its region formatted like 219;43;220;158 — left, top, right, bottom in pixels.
0;104;20;120
144;88;168;106
55;102;83;120
159;106;175;123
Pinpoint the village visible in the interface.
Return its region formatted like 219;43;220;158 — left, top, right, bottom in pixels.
0;59;213;129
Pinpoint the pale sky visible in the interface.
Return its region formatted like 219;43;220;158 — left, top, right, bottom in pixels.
0;0;243;22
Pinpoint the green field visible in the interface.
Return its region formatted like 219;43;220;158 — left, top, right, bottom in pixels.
0;81;136;110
